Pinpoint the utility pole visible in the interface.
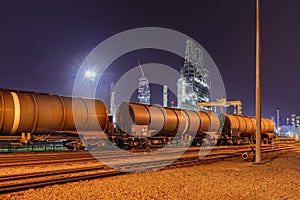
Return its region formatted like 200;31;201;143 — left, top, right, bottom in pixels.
255;0;262;163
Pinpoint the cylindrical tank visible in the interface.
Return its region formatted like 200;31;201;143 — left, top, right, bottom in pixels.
0;90;108;134
115;102;221;137
173;109;189;136
198;112;211;132
235;115;247;133
116;102;180;136
184;110;200;135
225;115;239;131
261;118;274;133
249;117;256;134
128;103;150;125
147;105;165;135
161;108;178;135
244;117;255;134
206;112;221;132
225;114;274;136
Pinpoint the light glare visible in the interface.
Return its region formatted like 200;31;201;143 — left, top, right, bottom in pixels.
85;70;96;80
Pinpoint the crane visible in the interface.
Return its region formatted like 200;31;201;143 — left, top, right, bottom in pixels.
137;60;144;77
198;98;242;115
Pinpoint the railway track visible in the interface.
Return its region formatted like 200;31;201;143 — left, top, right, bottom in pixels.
0;144;279;167
0;144;296;194
0;144;294;167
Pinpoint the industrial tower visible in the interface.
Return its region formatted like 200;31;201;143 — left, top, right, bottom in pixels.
177;40;210;110
109;82;116;115
137;61;151;105
163;85;168;107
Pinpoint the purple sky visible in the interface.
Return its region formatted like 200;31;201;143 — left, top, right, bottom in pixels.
0;0;299;122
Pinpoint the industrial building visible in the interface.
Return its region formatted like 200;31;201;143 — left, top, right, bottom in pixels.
137;62;151;105
177;40;210;110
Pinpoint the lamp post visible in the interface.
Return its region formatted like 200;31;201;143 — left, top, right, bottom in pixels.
85;70;97;98
255;0;262;164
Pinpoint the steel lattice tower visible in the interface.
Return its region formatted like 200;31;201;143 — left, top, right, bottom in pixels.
178;40;210;110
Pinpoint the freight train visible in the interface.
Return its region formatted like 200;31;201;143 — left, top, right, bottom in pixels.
0;89;274;150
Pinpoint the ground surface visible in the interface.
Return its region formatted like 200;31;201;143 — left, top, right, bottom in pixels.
1;150;299;200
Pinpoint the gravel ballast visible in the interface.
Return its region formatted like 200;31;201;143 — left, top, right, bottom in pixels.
1;150;299;200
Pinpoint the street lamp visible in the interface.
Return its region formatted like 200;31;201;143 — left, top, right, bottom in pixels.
84;70;97;98
84;70;97;81
255;0;262;164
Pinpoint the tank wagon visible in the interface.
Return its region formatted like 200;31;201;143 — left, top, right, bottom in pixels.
0;89;274;149
112;103;274;147
114;102;221;147
0;89;108;149
220;114;274;145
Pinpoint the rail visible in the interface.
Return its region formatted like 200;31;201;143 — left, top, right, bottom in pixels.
0;144;296;194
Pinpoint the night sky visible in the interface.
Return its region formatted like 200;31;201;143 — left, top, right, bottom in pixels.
1;0;299;122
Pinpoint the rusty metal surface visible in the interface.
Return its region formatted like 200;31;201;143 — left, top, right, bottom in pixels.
0;90;108;134
225;115;239;131
261;118;267;133
0;91;4;131
61;97;76;131
147;105;165;135
74;98;108;131
266;118;275;133
162;109;178;135
115;102;149;134
35;94;65;132
206;112;220;132
17;93;37;133
0;88;275;140
173;109;189;135
249;117;256;134
261;118;274;133
185;110;200;135
129;104;150;125
115;102;132;134
226;114;274;135
244;117;255;135
94;99;108;131
0;91;15;134
69;98;89;131
235;115;247;133
199;112;210;132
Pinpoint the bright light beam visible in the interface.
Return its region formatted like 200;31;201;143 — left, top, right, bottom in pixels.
85;70;97;81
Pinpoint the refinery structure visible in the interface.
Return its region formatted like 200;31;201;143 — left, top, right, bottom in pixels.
137;61;151;105
134;40;210;110
0;41;279;152
177;40;210;110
